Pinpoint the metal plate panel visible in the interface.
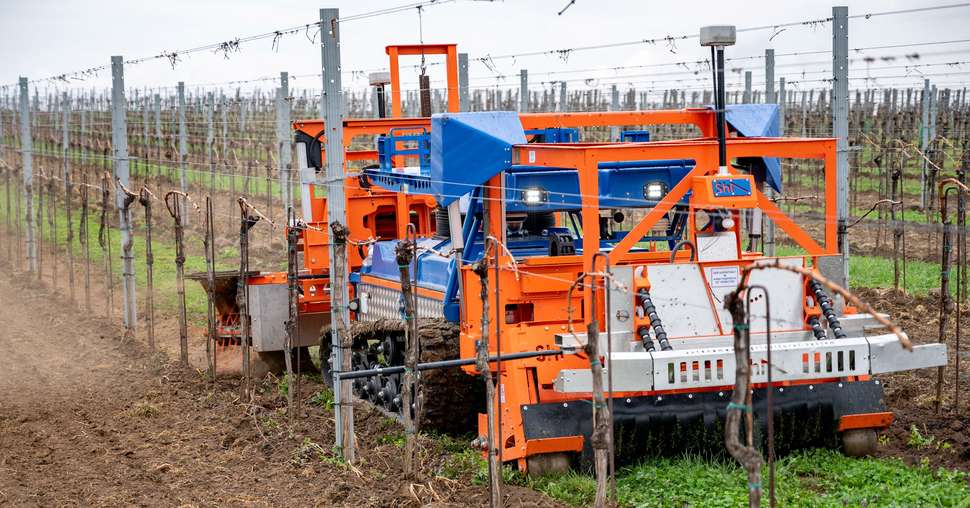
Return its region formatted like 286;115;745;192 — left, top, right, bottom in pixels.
555;337;875;393
608;266;635;340
748;337;870;383
745;257;805;333
250;284;289;352
868;335;948;373
645;264;721;338
553;335;942;394
250;284;325;351
696;231;739;262
553;352;654;393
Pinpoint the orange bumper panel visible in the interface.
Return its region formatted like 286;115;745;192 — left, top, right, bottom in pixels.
838;411;894;431
525;436;584;455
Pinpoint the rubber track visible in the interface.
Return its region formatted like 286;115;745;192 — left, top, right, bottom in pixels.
321;318;484;436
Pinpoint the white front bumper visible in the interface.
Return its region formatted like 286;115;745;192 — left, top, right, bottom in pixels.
554;333;947;393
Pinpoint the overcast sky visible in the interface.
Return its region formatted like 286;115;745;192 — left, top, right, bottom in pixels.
2;0;969;97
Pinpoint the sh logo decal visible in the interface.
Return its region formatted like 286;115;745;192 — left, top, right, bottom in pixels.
712;178;752;198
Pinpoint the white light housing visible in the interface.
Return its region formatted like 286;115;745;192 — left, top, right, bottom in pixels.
368;71;391;86
644;182;665;201
523;188;546;204
722;217;736;229
700;25;737;47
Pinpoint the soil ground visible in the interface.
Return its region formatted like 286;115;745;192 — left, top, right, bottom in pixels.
0;266;561;507
860;287;970;472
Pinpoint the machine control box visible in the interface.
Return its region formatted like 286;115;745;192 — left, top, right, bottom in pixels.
691;174;758;208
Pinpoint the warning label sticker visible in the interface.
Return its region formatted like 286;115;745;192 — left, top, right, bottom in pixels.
709;266;741;288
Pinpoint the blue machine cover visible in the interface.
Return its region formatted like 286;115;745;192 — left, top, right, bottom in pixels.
361;238;455;293
725;104;782;192
430;111;527;206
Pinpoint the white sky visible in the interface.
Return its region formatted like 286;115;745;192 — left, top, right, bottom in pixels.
1;0;969;97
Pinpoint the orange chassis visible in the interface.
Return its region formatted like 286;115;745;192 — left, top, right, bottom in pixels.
452;133;861;468
272;43;898;471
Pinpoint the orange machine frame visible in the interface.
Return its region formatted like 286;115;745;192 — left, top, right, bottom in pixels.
290;108;721;279
456;135;838;468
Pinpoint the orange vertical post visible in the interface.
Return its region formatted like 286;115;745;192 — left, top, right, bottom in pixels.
446;45;460;113
577;155;600;322
824;148;838;253
388;46;402;118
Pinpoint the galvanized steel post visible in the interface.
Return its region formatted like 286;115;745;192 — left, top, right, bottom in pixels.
919;79;931;209
760;50;776;255
111;55;137;331
154;94;162;180
19;77;36;273
766;76;785;257
458;53;470;112
177;82;189;225
320;7;355;462
206;92;215;196
520;69;529;113
63;91;75;301
610;84;620;141
832;6;850;287
765;49;775;104
743;71;752;104
277;72;292;212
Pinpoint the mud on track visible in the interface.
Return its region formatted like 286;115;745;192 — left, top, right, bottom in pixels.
0;269;561;507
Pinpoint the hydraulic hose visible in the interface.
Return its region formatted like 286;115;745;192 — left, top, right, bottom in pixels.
637;288;672;351
808;280;846;339
637;325;655;352
669;239;696;263
807;316;827;340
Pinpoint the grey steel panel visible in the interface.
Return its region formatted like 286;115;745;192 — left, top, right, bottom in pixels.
645;264;721;338
554;336;898;393
555;330;633;353
696;231;740;262
868;335;948;374
608;265;635;342
554;352;654;393
839;313;889;335
745;257;805;333
250;284;289;352
250;284;325;352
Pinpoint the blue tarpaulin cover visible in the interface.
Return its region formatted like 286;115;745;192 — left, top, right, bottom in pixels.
429;107;782;201
725;103;782;192
430;111;526;206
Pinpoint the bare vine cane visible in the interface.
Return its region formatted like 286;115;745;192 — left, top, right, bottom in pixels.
203;197;217;381
164;190;190;366
284;208;299;421
396;231;418;479
116;179;138;341
98;172;114;320
937;177;970;413
472;255;502;508
80;175;92;312
723;287;763;508
138;186;156;351
237;197;260;400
